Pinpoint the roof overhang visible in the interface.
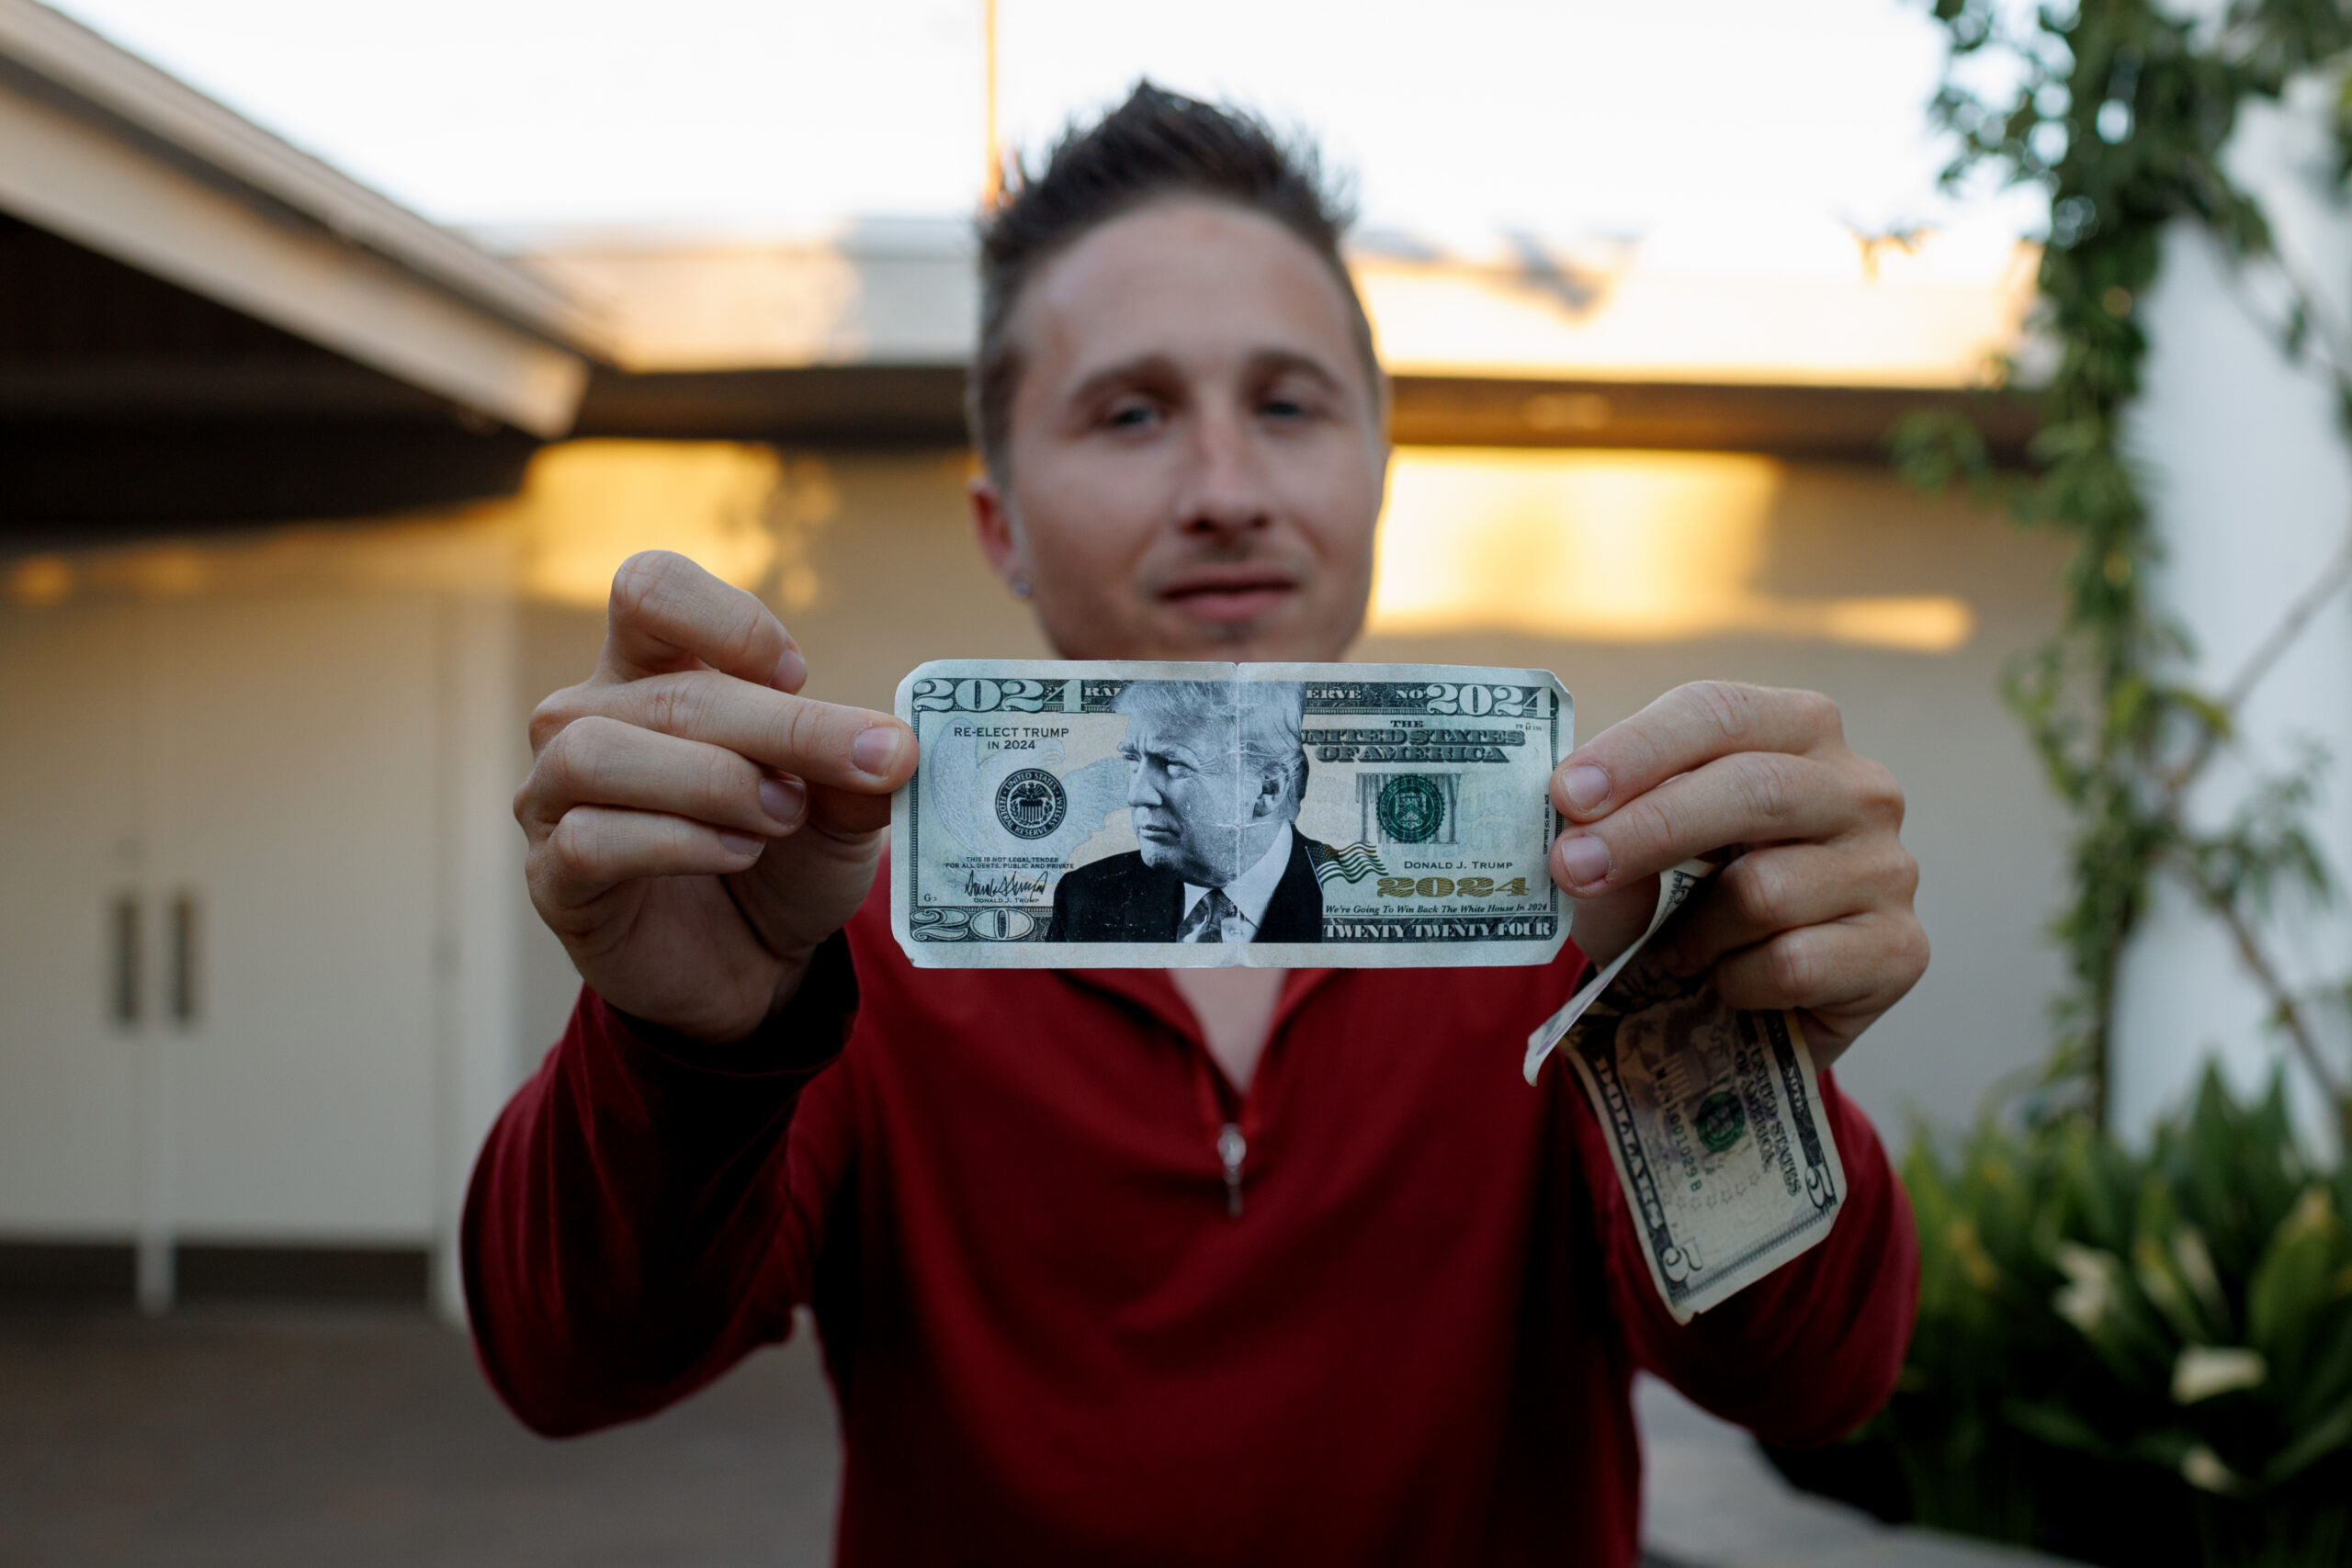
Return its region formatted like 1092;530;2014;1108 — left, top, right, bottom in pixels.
0;0;597;437
519;218;2042;461
568;362;2036;464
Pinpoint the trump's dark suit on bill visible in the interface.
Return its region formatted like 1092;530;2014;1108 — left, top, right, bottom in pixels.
1044;834;1333;942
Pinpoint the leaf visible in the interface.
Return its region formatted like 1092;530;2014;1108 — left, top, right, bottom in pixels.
2263;1397;2352;1487
2285;1311;2352;1433
2003;1395;2117;1458
2284;299;2312;362
2171;1226;2232;1333
2246;1187;2340;1375
2122;1424;2201;1472
2178;1442;2252;1496
2167;685;2233;737
1892;408;1996;498
2134;1228;2211;1344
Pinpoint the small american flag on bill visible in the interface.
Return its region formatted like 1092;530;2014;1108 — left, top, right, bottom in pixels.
1308;841;1390;887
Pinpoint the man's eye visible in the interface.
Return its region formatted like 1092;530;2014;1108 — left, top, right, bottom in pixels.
1104;400;1160;430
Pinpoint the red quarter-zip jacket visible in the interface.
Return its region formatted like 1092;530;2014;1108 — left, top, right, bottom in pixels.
464;880;1916;1565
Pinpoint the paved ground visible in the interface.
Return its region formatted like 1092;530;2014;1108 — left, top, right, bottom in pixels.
1636;1379;2074;1568
0;1307;839;1568
1;1306;2068;1568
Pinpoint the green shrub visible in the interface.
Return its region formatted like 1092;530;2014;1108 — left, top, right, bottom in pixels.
1846;1068;2352;1566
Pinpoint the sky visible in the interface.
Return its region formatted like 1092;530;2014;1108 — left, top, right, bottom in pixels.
49;0;2039;247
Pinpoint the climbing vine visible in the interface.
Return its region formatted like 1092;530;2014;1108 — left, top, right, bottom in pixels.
1902;0;2352;1138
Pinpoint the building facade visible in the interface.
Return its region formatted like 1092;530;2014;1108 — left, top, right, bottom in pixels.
1;0;2074;1317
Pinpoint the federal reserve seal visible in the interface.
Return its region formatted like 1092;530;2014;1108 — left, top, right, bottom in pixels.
994;768;1068;840
1375;773;1446;844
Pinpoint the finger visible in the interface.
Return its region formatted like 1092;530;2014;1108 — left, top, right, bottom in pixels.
520;714;808;837
1552;682;1842;823
599;551;807;692
1566;874;1659;971
537;805;766;906
1658;840;1917;975
803;782;897;840
591;671;916;793
1709;911;1930;1024
1549;750;1865;895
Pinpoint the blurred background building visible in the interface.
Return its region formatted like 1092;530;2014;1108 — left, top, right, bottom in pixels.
17;5;2352;1564
0;0;2072;1326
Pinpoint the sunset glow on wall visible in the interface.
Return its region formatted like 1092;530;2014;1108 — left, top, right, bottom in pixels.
1370;448;1973;652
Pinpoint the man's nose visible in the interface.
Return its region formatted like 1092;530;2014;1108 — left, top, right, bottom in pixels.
1128;764;1163;807
1173;404;1272;540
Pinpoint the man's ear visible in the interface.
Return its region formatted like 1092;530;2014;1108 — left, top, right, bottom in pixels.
1250;766;1289;819
968;471;1029;596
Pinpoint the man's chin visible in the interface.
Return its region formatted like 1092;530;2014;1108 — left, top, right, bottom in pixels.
1136;840;1216;883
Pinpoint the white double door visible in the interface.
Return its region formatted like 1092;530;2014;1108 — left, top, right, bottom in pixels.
0;587;491;1308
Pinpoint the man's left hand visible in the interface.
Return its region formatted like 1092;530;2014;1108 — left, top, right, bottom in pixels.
1546;682;1928;1069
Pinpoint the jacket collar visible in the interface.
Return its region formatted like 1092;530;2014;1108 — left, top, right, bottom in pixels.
1272;965;1341;1034
1059;968;1198;1043
1057;964;1343;1048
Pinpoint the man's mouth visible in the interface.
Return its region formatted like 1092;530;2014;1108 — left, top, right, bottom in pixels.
1158;566;1301;624
1136;821;1180;843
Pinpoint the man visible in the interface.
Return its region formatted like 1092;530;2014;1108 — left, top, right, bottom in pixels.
473;85;1927;1565
1046;679;1330;942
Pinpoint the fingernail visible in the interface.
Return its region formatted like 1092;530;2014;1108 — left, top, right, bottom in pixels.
1562;764;1610;814
773;648;808;691
759;776;807;825
718;830;764;857
852;726;903;777
1557;834;1611;889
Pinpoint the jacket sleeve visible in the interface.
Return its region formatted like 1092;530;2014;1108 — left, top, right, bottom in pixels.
1577;1065;1918;1446
461;933;860;1437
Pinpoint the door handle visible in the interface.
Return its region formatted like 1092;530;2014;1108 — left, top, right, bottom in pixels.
108;891;141;1027
168;891;199;1028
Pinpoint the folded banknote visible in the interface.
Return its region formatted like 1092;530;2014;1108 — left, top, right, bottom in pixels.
1523;861;1848;1321
889;660;1572;968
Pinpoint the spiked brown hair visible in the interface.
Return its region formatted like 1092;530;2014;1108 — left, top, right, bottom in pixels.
967;82;1380;479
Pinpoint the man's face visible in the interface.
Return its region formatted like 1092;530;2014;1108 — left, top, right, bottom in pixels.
1119;707;1249;886
973;198;1389;663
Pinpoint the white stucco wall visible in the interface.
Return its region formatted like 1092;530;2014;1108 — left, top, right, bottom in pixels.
2116;77;2352;1150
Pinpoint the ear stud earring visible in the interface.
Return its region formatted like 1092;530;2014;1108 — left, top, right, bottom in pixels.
1011;576;1033;599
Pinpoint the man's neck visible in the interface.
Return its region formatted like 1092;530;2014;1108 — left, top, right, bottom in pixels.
1172;966;1285;1094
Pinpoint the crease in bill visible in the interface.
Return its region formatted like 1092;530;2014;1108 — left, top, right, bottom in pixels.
1522;860;1716;1084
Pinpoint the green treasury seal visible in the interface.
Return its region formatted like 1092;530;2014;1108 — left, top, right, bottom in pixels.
1694;1089;1747;1155
1376;773;1446;843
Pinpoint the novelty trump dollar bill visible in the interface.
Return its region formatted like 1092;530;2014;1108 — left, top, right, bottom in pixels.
889;660;1572;968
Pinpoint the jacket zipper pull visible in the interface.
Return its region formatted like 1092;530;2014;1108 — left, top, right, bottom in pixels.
1217;1122;1247;1219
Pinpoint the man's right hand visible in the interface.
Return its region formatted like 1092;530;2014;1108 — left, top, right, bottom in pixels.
515;551;917;1043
